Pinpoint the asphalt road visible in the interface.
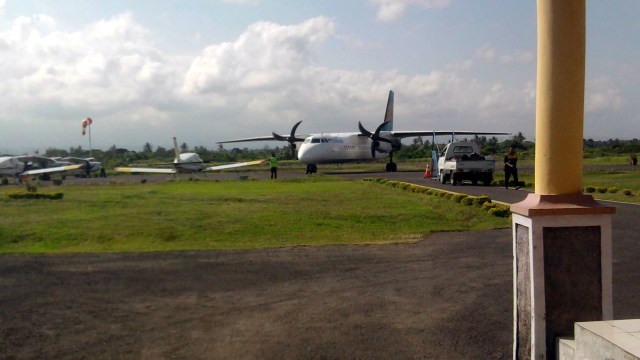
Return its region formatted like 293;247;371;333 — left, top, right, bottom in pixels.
1;169;638;359
334;170;640;320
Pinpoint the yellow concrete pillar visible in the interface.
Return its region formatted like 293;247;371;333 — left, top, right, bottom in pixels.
535;0;585;195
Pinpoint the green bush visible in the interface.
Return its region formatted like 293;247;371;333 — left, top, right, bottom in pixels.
473;196;491;207
489;206;511;217
461;197;475;206
6;191;64;200
444;192;453;199
452;194;468;203
584;186;595;193
622;189;634;196
596;187;607;194
481;202;497;211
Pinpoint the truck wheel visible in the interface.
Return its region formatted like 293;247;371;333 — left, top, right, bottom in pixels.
482;174;493;186
471;178;478;186
439;172;446;184
451;174;457;186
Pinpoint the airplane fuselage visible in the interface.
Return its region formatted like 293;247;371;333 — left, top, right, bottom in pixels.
0;156;25;177
297;133;392;165
174;152;207;172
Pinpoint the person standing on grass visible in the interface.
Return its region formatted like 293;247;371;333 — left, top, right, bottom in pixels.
504;146;520;189
269;152;278;179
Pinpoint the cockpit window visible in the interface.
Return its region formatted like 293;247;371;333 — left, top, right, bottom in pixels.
305;136;344;144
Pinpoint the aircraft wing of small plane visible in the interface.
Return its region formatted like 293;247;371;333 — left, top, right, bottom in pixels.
204;160;265;171
21;164;84;176
114;167;178;174
114;160;265;174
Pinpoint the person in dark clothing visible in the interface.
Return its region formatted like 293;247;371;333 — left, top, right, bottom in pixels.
504;146;520;189
84;160;91;178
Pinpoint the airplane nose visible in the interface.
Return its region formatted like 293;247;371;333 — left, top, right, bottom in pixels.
297;144;314;163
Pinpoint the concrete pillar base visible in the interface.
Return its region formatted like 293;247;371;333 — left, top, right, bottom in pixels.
511;193;615;359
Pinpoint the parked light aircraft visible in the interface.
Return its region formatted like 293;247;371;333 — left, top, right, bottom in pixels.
115;137;264;174
218;90;510;173
53;157;103;177
0;155;83;184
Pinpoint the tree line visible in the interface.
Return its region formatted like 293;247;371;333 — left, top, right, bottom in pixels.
39;134;639;168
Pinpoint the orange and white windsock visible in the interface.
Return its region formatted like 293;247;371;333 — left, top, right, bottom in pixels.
82;117;93;135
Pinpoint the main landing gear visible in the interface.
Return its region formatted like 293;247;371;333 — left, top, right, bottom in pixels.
385;162;397;172
385;151;398;172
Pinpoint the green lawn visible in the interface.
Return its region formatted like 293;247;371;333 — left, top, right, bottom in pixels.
511;169;640;203
0;177;509;254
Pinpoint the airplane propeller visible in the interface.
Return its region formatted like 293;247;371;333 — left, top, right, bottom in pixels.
358;121;393;158
272;120;305;159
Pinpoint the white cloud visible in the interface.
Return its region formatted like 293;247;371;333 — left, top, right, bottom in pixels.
586;76;623;113
0;12;180;111
370;0;450;23
183;17;336;95
445;60;473;72
475;44;533;64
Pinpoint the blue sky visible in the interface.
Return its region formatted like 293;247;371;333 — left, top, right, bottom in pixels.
1;0;638;154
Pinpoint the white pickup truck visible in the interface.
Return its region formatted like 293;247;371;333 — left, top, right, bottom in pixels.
436;142;494;186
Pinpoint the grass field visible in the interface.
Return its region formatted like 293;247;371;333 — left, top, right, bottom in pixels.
512;169;640;203
0;176;509;254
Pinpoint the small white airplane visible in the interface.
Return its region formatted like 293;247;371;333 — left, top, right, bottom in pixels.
0;155;84;185
115;137;265;174
53;157;103;177
218;90;509;173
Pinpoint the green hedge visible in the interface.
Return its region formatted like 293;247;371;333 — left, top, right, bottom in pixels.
5;191;64;200
364;178;510;217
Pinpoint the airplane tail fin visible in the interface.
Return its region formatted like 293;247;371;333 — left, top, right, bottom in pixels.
173;137;181;163
380;90;394;132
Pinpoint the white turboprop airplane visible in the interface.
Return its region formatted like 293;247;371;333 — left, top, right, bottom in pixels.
218;90;510;173
0;155;84;185
115;137;264;174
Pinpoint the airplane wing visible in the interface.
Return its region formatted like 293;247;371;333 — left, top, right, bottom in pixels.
217;135;310;144
204;160;265;171
114;167;177;174
21;164;84;176
389;130;511;138
217;136;280;144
